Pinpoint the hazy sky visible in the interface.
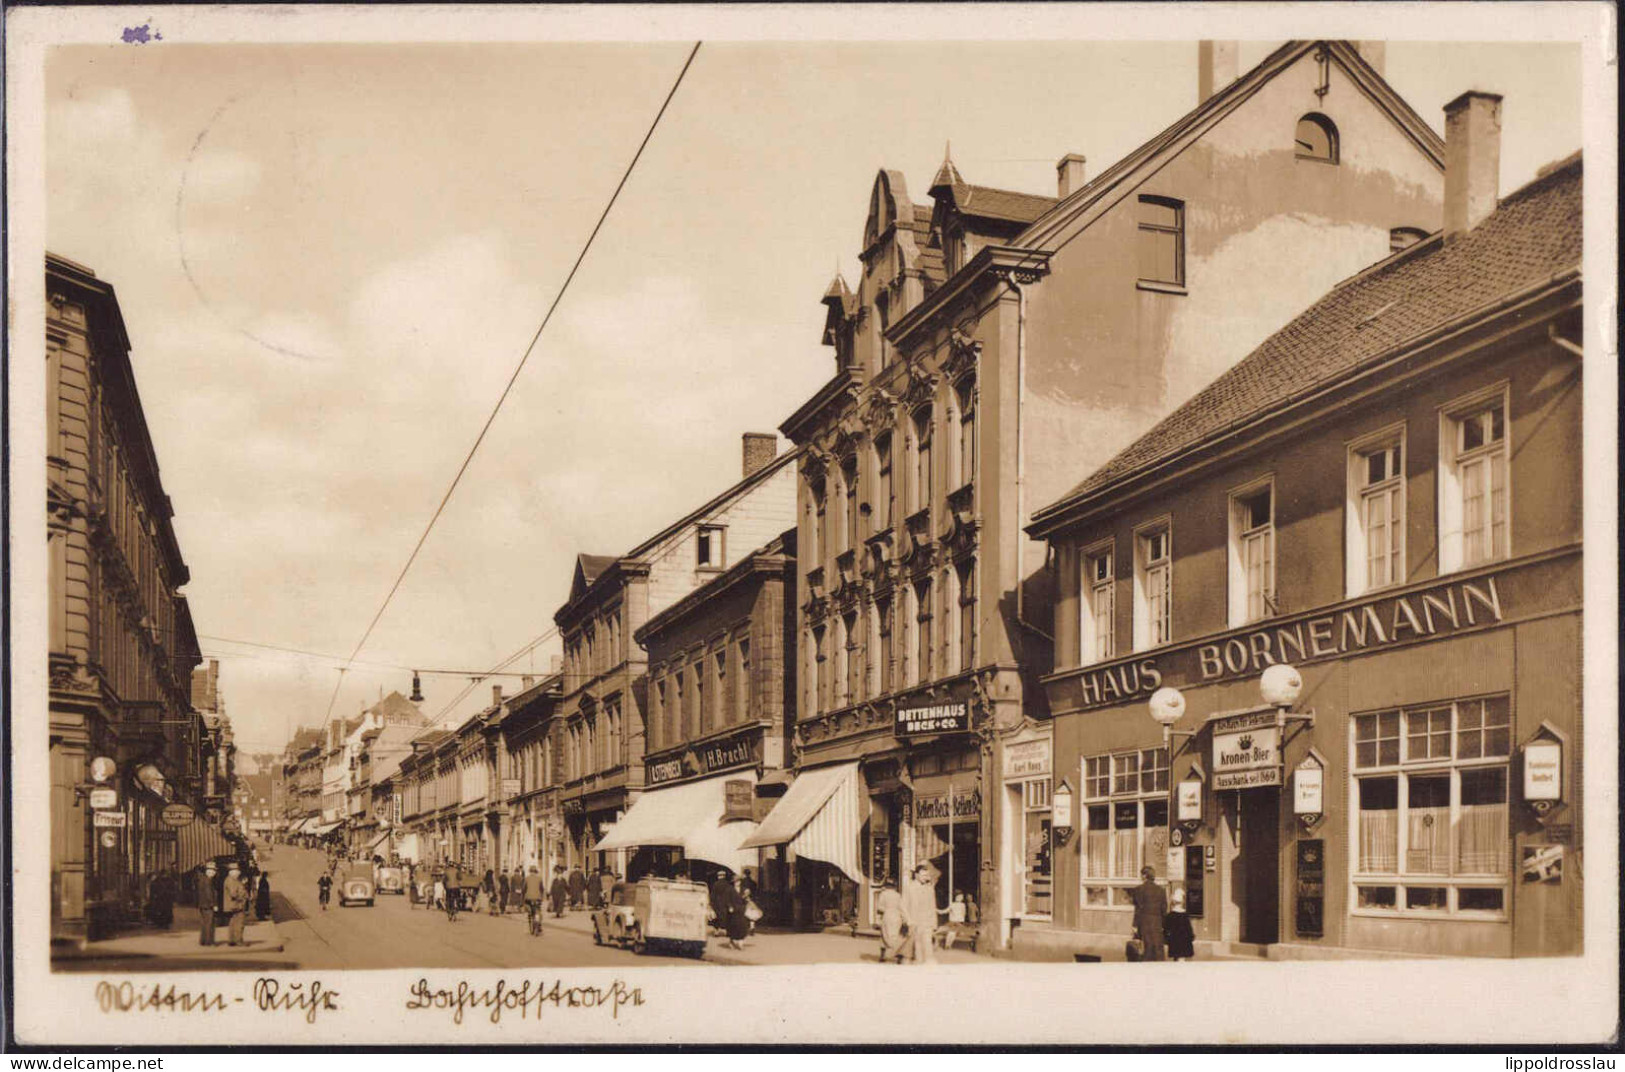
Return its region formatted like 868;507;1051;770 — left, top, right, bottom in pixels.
45;37;1581;754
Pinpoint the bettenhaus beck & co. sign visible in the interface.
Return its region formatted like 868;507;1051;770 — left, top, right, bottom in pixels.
896;703;969;736
1211;710;1282;789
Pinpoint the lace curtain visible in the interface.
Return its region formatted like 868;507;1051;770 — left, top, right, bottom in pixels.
1456;803;1508;874
1359;808;1398;873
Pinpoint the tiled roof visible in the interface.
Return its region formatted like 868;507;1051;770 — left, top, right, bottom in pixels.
577;553;617;584
952;184;1057;224
1038;154;1583;519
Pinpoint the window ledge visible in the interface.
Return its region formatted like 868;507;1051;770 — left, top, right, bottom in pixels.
1136;280;1188;296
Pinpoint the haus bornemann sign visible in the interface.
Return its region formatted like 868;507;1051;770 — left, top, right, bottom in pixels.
1063;574;1507;713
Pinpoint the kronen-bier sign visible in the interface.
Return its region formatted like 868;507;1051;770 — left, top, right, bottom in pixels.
1072;576;1504;711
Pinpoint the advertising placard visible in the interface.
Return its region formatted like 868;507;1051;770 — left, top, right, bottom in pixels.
88;788;118;810
161;802;195;827
93;811;127;828
913;785;980;822
1211;710;1281;790
1176;779;1202;822
1003;738;1051;778
722;779;754;821
895;703;969;736
1293;761;1323;814
1523;740;1562;801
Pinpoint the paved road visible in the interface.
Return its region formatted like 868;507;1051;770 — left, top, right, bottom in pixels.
269;846;681;970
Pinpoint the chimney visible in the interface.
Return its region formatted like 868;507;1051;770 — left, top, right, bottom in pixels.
491;684;503;707
549;654;563;674
1198;41;1239;103
1055;153;1087;199
521;674;535;690
1356;41;1386;77
742;432;778;478
1443;91;1503;239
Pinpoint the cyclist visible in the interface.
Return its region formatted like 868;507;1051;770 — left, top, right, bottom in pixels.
444;862;462;922
317;871;332;911
522;865;546;936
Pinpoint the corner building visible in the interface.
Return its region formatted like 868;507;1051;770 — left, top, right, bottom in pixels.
778;40;1450;948
1028;118;1582;958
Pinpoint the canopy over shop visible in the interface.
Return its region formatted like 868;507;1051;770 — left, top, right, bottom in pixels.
741;762;865;883
593;770;761;874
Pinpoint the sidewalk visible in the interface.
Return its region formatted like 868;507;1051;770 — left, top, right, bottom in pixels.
52;905;284;963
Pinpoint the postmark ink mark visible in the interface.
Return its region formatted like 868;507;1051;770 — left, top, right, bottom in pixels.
121;24;162;44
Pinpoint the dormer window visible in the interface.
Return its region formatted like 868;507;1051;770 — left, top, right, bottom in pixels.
1390;227;1428;253
1295;113;1339;163
697;525;726;570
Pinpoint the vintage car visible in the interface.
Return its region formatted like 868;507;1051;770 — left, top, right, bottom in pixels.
591;877;708;958
338;862;375;907
374;865;405;895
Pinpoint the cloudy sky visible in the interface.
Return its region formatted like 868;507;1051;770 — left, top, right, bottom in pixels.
44;31;1582;754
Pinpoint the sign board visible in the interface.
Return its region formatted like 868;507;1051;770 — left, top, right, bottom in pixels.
1293;761;1324;815
1051;781;1073;829
1522;844;1563;884
1003;738;1052;779
93;811;127;828
148;828;177;842
90;756;117;783
1211;710;1282;790
913;785;981;823
723;780;754;821
1166;845;1186;879
161;803;195;827
1176;779;1203;823
88;788;119;810
100;830;119;849
895;703;969;737
647;757;688;786
700;736;759;774
1523;741;1562;801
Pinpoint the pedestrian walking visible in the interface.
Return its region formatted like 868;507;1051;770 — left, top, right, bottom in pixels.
496;869;510;914
1129;866;1169;962
708;870;732;935
598;868;613;907
1165;887;1196;961
444;863;463;919
902;865;946;965
717;873;749;949
586;867;604;911
222;864;250;946
317;871;332;911
147;867;177;928
255;872;273;921
567;865;586;910
549;865;569;918
197;862;220;947
875;877;906;964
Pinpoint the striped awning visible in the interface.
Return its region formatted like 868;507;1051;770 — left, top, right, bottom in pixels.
367;828;391;852
594;770;760;873
740;762;865;884
177;818;236;873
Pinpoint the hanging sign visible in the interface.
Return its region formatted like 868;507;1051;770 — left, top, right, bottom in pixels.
1177;779;1203;823
1523;741;1562;802
722;779;755;821
93;811;127;828
1211;710;1281;789
1051;780;1073;830
100;831;119;849
1293;760;1324;815
88;788;119;811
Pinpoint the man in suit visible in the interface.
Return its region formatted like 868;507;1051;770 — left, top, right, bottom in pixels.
221;863;251;946
197;862;220;946
1129;865;1169;962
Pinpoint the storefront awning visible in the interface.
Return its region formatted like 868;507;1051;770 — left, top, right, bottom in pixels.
367;829;391;853
309;820;343;836
177;817;236;873
740;762;865;884
593;770;759;873
395;832;420;862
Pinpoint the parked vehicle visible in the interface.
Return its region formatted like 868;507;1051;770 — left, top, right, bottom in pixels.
591;878;707;958
374;865;405;895
338;862;375;907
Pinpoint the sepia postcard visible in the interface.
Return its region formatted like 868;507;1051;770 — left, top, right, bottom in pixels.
4;1;1619;1049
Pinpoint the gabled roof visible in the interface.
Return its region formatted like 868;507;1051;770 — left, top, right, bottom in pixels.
1031;154;1582;530
569;553;619;601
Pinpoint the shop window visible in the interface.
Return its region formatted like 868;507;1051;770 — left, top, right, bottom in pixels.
1347;429;1406;596
874;434;893;531
1081;748;1170;907
1020;778;1053;917
1080;541;1115;666
1136;195;1185;288
1133;522;1172;651
1228;479;1275;626
1294;113;1339;163
1439;387;1510;573
1350;696;1511;918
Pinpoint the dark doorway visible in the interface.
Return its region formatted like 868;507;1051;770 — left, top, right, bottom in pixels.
1239;789;1280;944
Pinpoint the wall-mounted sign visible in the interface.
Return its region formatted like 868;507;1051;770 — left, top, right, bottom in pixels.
913;785;980;822
1523;741;1562;802
1521;844;1563;884
1177;779;1203;823
100;830;119;849
1003;738;1052;779
93;811;127;828
700;736;759;774
647;757;689;785
1051;780;1073;830
723;779;754;821
161;803;195;827
148;828;177;843
88;788;119;810
1211;711;1281;789
90;757;118;783
1166;845;1186;880
1293;759;1324;815
896;703;969;737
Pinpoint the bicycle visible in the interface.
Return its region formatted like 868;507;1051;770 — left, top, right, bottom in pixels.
445;889;459;922
526;900;543;937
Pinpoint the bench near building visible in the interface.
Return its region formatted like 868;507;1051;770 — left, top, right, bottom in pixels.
1024;102;1582;960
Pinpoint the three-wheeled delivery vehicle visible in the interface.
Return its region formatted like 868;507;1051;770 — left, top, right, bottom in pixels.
591;877;708;958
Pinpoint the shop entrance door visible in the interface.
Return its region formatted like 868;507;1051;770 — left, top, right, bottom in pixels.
1239;788;1280;945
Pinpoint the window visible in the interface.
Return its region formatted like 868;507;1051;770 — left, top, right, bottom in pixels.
713;649;727;729
1137;196;1185;288
1348;429;1406;596
1133;523;1172;651
955;378;976;488
736;638;750;721
957;561;976;672
809;479;826;565
1352;696;1511;917
1294;113;1339;163
1228;480;1275;626
915;578;934;683
1080;542;1115;665
876;598;893;695
832;615;850;709
844;611;862;704
813;624;829;714
697;525;725;570
1440;388;1509;573
874;434;893;530
1390;227;1428;253
842;455;860;552
693;662;707;737
911;407;933;514
1081;748;1170;907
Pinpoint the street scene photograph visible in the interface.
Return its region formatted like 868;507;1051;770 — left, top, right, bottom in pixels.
8;1;1617;1050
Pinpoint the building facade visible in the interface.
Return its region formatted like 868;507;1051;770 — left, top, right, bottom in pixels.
777;39;1450;948
1028;112;1582;958
47;254;207;940
496;671;566;875
553;437;799;872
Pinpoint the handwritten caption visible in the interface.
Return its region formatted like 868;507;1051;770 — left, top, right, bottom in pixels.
406;978;645;1025
95;978;340;1023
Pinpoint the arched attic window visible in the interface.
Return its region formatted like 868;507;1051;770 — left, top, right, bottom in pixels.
1295;113;1339;164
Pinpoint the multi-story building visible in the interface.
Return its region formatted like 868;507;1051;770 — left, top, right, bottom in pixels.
495;670;565;873
776;40;1450;946
348;723;425;859
553;435;799;871
396;727;453;867
591;530;797;911
281;729;325;838
47;254;207;940
238;770;277;839
1028;105;1582;958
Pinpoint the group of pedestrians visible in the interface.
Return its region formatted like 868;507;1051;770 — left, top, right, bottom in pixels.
875;865;951;965
196;860;261;947
1125;866;1196;962
706;869;760;950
